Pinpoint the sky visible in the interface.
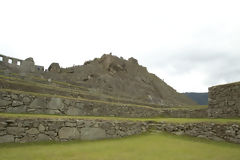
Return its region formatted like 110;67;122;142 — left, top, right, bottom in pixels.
0;0;240;93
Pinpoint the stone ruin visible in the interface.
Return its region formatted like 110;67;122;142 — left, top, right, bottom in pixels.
0;54;44;73
0;53;240;144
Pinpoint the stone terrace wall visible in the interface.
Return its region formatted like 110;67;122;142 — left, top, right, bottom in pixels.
162;108;207;118
0;91;161;118
1;117;240;144
0;117;147;143
151;121;240;144
208;82;240;118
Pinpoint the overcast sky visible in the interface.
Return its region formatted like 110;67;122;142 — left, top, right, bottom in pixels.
0;0;240;92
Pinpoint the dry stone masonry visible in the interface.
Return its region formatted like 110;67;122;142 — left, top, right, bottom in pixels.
0;117;147;143
0;117;240;144
0;91;161;118
208;82;240;118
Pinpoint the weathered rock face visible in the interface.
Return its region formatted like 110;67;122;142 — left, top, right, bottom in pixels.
48;63;61;73
57;54;196;107
208;82;240;118
1;117;240;144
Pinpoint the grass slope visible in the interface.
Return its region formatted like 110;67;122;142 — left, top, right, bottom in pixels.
1;113;240;124
0;133;240;160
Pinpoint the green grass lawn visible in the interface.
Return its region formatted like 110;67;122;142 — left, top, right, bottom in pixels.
0;133;240;160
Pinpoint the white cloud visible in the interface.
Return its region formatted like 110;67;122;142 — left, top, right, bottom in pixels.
0;0;240;92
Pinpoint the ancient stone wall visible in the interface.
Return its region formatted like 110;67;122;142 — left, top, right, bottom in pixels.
1;117;240;144
0;54;44;72
0;91;161;118
0;90;210;118
208;82;240;118
151;121;240;144
0;117;147;143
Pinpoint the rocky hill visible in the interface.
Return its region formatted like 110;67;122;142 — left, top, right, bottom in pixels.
45;54;196;107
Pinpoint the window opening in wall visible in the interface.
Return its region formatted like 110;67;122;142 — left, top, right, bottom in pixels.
0;56;3;61
17;61;21;65
8;59;13;64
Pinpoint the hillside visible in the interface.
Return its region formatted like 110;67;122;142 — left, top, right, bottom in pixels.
183;92;208;105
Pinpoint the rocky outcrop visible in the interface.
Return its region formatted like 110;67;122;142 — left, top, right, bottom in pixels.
50;54;196;106
208;82;240;118
48;63;61;73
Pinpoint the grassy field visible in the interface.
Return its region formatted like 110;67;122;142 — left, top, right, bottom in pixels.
0;133;240;160
1;113;240;124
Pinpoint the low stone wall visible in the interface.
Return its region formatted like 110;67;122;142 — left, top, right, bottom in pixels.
151;122;240;144
208;82;240;118
0;117;240;144
0;117;147;143
0;91;161;118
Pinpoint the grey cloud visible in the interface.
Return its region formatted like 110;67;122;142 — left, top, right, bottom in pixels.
143;50;240;88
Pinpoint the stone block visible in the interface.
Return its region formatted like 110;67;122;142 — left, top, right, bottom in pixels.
80;127;106;140
29;98;47;109
38;124;45;132
26;128;39;135
38;134;51;141
23;97;31;104
7;127;25;135
47;98;64;110
66;107;81;116
6;106;26;113
0;135;14;143
58;127;80;139
0;99;11;107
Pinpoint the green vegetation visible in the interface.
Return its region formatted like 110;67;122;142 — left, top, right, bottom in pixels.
0;133;240;160
1;113;240;124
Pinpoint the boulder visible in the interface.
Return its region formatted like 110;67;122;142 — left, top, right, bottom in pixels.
25;57;34;63
48;63;61;72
